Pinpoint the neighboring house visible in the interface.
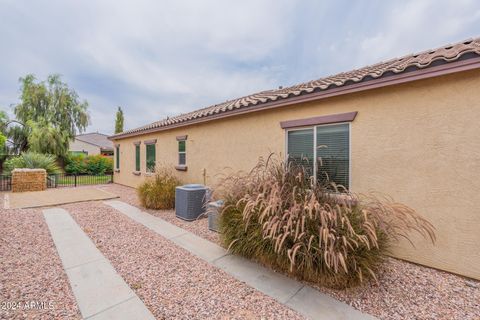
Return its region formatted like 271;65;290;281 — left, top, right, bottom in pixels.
109;37;480;280
70;132;114;156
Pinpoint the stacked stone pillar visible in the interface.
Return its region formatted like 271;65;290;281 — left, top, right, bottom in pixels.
12;169;47;192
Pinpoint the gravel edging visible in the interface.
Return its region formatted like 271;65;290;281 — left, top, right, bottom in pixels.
98;184;219;243
0;204;81;320
98;184;480;320
65;200;304;320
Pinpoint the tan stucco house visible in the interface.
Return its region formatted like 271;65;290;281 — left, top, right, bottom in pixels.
70;132;114;156
110;37;480;280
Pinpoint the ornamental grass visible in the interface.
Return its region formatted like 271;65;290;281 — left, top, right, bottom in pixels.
216;155;435;288
137;168;180;209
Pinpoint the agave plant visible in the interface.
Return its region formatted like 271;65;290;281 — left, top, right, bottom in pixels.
3;152;61;175
216;154;435;288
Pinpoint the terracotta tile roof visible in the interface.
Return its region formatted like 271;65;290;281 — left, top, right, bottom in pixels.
75;132;114;150
112;37;480;139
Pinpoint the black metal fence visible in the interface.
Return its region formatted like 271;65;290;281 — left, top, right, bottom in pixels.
0;175;11;191
48;173;114;188
0;173;113;191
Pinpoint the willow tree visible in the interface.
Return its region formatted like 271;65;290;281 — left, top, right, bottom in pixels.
13;74;90;157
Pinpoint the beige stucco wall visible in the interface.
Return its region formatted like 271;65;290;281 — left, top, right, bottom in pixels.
69;139;101;155
113;69;480;280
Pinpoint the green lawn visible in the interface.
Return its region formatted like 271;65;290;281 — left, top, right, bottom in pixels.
53;175;112;186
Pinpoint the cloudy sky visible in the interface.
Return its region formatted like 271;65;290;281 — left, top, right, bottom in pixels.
1;0;479;134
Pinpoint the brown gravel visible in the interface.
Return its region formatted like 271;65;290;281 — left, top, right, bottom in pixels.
314;258;480;320
0;200;81;320
98;184;219;243
98;184;480;320
65;200;303;319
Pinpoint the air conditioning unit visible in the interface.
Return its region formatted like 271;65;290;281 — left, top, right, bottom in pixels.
207;200;224;232
175;184;209;221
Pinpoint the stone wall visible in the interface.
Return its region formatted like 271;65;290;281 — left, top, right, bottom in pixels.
12;169;47;192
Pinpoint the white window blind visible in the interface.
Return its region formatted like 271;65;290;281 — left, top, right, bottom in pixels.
287;124;350;189
316;123;349;189
287;129;314;177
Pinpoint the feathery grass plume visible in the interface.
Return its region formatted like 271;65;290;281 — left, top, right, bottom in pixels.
215;154;435;288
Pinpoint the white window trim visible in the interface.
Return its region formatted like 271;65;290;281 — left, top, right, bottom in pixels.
284;122;352;190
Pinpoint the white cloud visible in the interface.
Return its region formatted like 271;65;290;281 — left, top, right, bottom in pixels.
355;0;480;66
0;0;478;134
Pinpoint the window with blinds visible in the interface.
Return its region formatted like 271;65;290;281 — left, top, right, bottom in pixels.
316;124;349;189
287;123;350;189
287;129;314;177
135;144;140;172
146;144;156;173
178;140;186;166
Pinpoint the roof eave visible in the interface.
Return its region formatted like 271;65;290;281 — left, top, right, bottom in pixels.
109;56;480;140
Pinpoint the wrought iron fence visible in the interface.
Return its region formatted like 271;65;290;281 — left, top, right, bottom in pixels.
0;175;12;191
48;173;114;188
0;173;113;191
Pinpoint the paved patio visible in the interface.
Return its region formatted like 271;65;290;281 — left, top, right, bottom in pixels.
4;187;118;209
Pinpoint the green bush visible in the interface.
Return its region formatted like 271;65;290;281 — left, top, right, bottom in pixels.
216;155;435;289
65;153;113;175
85;155;113;175
137;169;180;209
64;153;88;174
3;152;61;175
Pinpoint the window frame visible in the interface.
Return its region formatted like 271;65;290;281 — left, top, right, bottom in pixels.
178;140;186;166
134;143;141;172
285;122;351;190
145;142;156;173
115;145;120;171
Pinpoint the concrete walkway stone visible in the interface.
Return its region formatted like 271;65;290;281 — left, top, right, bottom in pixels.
214;254;303;304
43;208;155;320
106;200;186;239
105;200;377;320
171;232;229;263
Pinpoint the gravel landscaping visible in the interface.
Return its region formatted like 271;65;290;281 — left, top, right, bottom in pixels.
0;203;81;320
98;184;219;243
64;200;303;319
98;184;480;320
1;183;478;319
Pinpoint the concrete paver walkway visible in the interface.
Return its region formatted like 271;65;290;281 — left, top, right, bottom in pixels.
105;200;376;320
43;208;155;320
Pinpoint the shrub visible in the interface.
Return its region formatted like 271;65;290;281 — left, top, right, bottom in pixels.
137;169;180;209
64;153;113;175
216;155;435;289
3;152;61;175
85;154;113;175
64;153;87;174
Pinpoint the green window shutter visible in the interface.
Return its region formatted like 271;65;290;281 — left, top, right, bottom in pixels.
178;140;186;165
178;140;185;152
287;129;314;177
146;144;156;172
316;124;349;189
115;146;120;169
135;145;140;171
